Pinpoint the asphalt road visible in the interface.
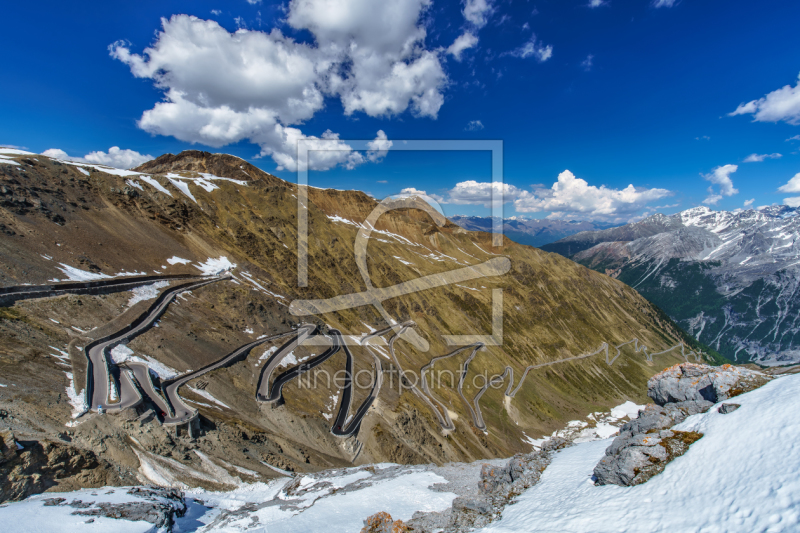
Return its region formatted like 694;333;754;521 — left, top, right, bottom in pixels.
87;276;225;412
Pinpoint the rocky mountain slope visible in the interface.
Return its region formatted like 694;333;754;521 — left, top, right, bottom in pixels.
543;206;800;365
0;147;710;500
449;215;616;248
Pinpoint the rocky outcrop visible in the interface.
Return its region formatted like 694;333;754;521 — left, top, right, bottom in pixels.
594;363;769;486
70;486;187;532
361;511;408;533
648;363;769;405
719;403;740;414
0;430;123;503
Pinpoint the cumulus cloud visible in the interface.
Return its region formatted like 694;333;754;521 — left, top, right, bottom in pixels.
367;130;393;161
445;180;525;209
504;36;553;62
447;32;478;61
744;198;755;207
729;72;800;125
653;0;677;7
513;170;671;222
41;147;153;169
701;164;738;204
111;2;445;171
465;120;484;131
462;0;494;28
778;172;800;194
395;187;444;202
743;153;782;163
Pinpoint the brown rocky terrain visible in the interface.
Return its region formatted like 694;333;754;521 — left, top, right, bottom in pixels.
0;149;715;500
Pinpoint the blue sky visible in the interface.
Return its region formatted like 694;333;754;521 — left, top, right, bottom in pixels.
1;0;799;221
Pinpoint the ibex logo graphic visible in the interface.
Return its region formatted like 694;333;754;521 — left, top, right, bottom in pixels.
289;140;509;350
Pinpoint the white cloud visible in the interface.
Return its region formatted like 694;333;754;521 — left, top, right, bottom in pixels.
785;197;800;208
41;147;153;169
778;172;800;194
787;135;800;142
111;2;445;171
447;32;478;61
588;0;608;7
743;153;782;163
512;170;671;222
653;0;677;7
504;36;553;62
729;72;800;125
465;120;484;131
463;0;494;29
581;54;594;71
744;198;755;207
396;187;444;203
366;130;393;163
445;180;525;209
211;9;222;15
246;0;261;4
701;164;739;204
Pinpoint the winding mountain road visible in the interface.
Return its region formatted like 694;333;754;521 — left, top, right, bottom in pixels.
87;276;227;412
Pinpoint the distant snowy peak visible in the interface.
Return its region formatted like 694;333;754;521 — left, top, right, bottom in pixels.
557;204;800;365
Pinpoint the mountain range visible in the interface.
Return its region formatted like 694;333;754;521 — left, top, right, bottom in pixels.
448;215;617;248
0;147;709;500
543;205;800;366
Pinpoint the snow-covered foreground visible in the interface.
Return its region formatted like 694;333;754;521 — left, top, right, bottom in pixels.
480;373;800;533
183;466;459;532
2;378;797;532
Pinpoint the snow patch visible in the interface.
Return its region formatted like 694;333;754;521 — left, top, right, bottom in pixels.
127;281;169;307
55;263;111;281
194;256;236;276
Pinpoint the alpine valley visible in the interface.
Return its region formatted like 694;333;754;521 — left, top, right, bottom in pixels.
543;205;800;366
0;148;718;508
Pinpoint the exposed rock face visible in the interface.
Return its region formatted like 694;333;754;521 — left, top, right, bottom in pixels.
719;403;741;414
544;205;800;365
70;486;187;532
361;511;408;533
0;430;124;503
594;363;769;487
647;363;770;405
594;429;703;486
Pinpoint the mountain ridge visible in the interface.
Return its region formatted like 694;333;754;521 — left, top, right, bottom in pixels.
543;205;800;365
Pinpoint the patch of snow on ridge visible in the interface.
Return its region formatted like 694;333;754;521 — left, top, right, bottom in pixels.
480;375;800;533
0;156;20;166
64;371;87;419
58;159;142;177
165;174;197;203
195;256;236;276
0;148;34;155
167;255;191;265
138;175;172;196
55;263;111;281
125;179;144;191
189;387;231;409
110;344;179;379
127;281;169;307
